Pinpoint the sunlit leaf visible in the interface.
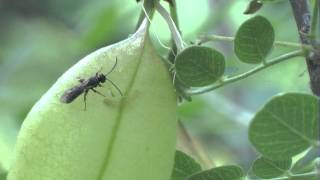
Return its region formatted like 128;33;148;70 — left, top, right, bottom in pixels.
171;150;201;180
175;46;225;87
187;165;244;180
234;16;274;64
249;93;319;160
252;156;291;179
8;21;177;180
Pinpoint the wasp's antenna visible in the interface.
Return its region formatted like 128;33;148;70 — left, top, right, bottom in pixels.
105;57;118;76
106;78;123;96
104;58;123;96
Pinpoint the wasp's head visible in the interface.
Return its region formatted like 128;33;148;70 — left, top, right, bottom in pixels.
97;73;106;83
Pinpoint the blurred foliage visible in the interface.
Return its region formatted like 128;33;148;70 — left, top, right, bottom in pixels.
0;0;312;173
0;173;6;180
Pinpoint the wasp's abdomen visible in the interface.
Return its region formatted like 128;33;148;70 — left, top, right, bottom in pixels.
60;85;84;103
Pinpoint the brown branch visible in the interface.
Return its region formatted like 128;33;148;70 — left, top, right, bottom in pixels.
290;0;320;96
176;120;214;169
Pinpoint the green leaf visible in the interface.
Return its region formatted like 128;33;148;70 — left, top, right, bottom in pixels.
175;46;225;87
8;21;177;180
187;165;244;180
249;93;319;160
234;16;275;64
252;156;292;179
171;150;202;180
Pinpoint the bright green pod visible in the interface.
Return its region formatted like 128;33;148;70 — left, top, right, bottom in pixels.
8;22;177;180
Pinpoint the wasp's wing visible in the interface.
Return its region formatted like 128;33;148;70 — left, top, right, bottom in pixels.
60;85;85;103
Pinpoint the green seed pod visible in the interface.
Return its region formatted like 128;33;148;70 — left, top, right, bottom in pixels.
8;22;177;180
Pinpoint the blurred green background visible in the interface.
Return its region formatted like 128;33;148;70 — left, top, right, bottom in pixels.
0;0;312;176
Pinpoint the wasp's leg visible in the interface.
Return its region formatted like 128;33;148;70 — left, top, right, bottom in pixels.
98;83;103;87
83;89;89;111
91;88;106;97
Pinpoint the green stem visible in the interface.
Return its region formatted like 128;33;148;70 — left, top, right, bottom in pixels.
199;35;314;51
258;171;319;180
155;1;185;52
136;0;157;29
136;8;146;30
291;147;320;173
186;50;305;96
169;0;179;54
169;0;179;29
167;0;179;62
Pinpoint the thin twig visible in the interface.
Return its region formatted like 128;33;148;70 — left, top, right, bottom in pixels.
290;0;320;96
311;0;319;42
198;34;314;50
186;50;305;95
177;121;214;169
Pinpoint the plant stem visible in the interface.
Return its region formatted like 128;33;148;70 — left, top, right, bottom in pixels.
169;0;179;29
177;121;214;169
311;0;319;42
168;0;179;61
135;0;156;30
155;1;185;52
290;0;320;156
260;171;319;180
291;147;320;173
186;50;305;96
199;35;314;51
290;0;320;96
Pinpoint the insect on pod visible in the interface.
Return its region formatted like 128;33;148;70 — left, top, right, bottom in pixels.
60;58;123;110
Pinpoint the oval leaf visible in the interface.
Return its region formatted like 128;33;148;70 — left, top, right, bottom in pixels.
249;93;319;160
175;46;225;87
171;150;202;180
234;16;275;64
187;165;244;180
252;156;291;179
8;21;177;180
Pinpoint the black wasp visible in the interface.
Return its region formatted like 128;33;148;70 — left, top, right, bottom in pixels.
60;58;123;110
